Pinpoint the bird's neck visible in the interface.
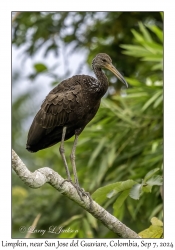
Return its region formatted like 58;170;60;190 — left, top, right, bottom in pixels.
93;67;109;97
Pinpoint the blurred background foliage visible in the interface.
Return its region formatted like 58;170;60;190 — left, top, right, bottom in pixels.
12;12;163;238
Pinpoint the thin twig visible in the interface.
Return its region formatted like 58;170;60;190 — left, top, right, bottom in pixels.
25;213;41;238
12;149;141;239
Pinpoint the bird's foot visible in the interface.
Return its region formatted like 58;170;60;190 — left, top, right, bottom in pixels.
60;179;84;199
60;179;93;210
74;184;93;210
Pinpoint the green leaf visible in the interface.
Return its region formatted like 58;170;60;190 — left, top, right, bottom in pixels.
33;63;48;73
107;146;116;167
88;137;107;167
93;155;109;187
107;189;116;199
141;56;163;62
92;183;118;205
151;62;163;71
146;25;163;42
139;225;163;238
151;217;163;226
146;175;163;186
153;95;163;108
141;41;162;53
142;91;162;111
144;168;160;182
142;184;152;193
125;92;148;98
139;217;163;238
92;180;136;205
102;99;138;127
121;44;149;56
113;189;130;217
131;29;144;43
124;77;142;87
138;22;153;42
129;183;142;200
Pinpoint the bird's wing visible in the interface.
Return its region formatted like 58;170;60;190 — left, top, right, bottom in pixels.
35;84;82;129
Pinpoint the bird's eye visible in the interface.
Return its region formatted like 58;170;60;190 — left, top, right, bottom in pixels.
102;59;106;62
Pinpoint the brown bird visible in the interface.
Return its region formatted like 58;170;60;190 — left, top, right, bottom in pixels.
26;53;128;200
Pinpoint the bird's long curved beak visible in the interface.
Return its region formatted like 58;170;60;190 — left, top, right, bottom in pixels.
105;63;128;88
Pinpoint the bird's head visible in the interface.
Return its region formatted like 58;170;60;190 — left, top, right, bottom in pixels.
92;53;128;88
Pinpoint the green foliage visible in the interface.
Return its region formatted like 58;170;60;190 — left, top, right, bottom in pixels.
12;12;162;89
34;63;48;72
139;217;163;238
28;63;48;80
92;180;136;205
12;12;163;238
130;168;162;200
79;21;163;232
92;168;162;218
121;22;163;71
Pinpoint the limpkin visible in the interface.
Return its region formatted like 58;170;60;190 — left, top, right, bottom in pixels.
26;53;128;202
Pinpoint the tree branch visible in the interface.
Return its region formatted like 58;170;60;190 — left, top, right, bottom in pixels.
12;149;140;239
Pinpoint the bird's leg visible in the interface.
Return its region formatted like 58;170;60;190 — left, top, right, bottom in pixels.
59;127;72;182
59;128;83;198
70;133;93;208
59;127;93;209
70;133;80;187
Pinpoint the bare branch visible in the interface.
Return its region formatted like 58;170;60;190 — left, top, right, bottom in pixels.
12;149;141;239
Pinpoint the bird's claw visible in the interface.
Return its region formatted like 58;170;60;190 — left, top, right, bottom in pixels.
60;179;93;210
74;186;93;210
74;184;93;210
